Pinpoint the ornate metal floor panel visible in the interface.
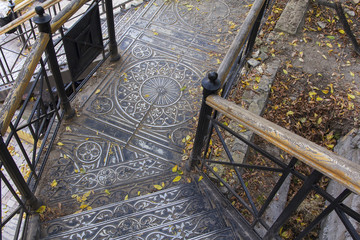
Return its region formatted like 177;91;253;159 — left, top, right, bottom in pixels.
38;0;258;239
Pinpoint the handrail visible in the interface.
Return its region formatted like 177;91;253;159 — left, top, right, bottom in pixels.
0;32;49;135
217;0;266;87
50;0;89;34
0;0;90;135
0;0;62;36
14;0;35;13
206;95;360;195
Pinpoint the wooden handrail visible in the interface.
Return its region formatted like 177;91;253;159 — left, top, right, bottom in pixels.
0;32;50;135
14;0;35;13
50;0;89;34
217;0;266;87
0;0;62;36
0;0;90;135
206;95;360;195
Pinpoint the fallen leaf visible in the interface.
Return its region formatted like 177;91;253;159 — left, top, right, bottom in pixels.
172;165;178;172
51;179;58;188
154;185;163;190
57;142;64;146
124;194;129;200
198;176;203;182
36;205;46;214
95;89;101;94
173;176;181;182
105;189;111;195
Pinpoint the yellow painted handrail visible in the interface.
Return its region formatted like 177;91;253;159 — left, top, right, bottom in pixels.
0;32;49;135
14;0;35;13
0;0;62;36
206;95;360;195
217;0;266;87
0;0;90;135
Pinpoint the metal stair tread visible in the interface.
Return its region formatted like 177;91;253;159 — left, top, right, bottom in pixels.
41;195;213;239
42;182;200;233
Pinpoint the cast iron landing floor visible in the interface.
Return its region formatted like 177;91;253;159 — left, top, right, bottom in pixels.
38;0;259;239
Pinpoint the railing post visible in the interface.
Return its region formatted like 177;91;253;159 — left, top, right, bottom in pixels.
105;0;120;62
8;0;27;48
33;6;75;119
186;72;221;171
0;134;41;211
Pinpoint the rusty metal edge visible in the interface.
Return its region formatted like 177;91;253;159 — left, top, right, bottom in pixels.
206;95;360;196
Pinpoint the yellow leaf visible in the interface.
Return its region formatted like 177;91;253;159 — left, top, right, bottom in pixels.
66;126;72;132
216;59;221;64
138;191;141;196
187;178;192;183
173;176;181;182
154;185;163;190
80;204;88;209
36;205;46;214
186;135;191;141
322;90;329;94
198;176;203;182
286;111;294;116
329;84;334;93
162;182;165;187
172;165;178;172
348;94;355;100
87;206;92;210
144;94;150;98
317;117;322;124
350;71;355;77
74;169;79;173
57;142;64;146
283;69;288;75
309;91;317;97
213;167;218;172
95;89;101;94
85;138;89;141
105;189;111;195
316;96;323;101
51;179;58;188
153;31;159;36
124;194;129;200
339;29;345;34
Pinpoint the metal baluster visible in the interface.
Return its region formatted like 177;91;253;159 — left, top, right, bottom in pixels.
105;0;120;61
33;6;75;119
187;72;221;171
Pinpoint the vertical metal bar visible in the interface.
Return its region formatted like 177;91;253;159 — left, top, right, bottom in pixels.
8;0;27;47
335;208;360;240
33;6;75;119
263;170;323;239
105;0;120;61
187;72;221;170
0;135;41;211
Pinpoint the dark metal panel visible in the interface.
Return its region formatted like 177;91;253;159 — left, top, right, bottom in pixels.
63;3;103;81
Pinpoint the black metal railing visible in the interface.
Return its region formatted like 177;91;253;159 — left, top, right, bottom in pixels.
0;0;137;91
0;0;130;238
186;0;360;238
188;91;360;239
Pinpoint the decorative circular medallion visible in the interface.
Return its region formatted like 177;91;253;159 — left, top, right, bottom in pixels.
90;97;113;114
171;127;192;146
175;0;230;34
76;141;102;163
97;168;117;186
132;44;153;59
115;59;201;128
140;77;181;107
157;11;177;25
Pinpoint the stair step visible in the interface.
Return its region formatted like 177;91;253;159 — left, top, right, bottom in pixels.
42;195;212;239
43;171;189;215
191;228;237;240
117;210;227;240
42;182;201;237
